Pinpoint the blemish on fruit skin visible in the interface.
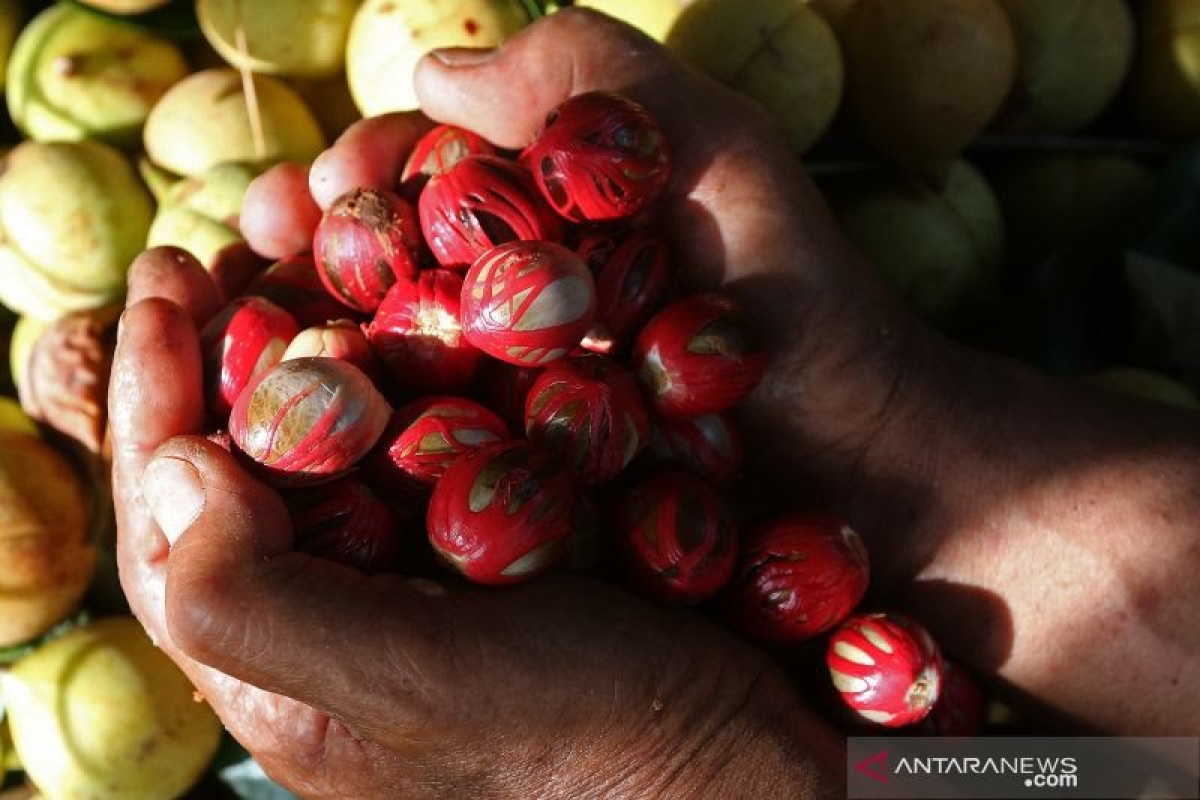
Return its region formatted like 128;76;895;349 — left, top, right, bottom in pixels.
465;18;479;36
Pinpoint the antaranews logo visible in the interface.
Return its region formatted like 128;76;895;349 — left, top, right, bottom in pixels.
846;736;1199;800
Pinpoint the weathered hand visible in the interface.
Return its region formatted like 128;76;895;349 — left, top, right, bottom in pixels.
112;11;850;798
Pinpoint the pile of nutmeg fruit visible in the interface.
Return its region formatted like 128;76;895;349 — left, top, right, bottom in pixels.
199;90;979;735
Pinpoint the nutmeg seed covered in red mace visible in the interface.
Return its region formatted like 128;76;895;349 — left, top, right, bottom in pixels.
366;396;510;497
617;472;738;605
724;513;870;642
827;612;944;728
461;240;597;366
524;353;649;484
633;293;767;419
229;357;391;487
364;268;483;393
400;123;497;196
285;478;403;574
524;91;671;222
419;155;563;269
575;228;673;353
313;187;422;313
427;440;577;585
200;296;299;418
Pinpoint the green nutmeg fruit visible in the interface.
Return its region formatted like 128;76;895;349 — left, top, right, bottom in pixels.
0;141;153;321
0;429;94;649
667;0;843;154
2;617;222;800
829;159;1004;326
994;0;1133;134
147;161;259;271
575;0;692;41
843;0;1016;171
144;68;326;178
6;3;189;147
198;0;359;77
346;0;527;115
1131;0;1200;137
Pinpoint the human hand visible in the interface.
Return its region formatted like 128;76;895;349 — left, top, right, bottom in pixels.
112;11;848;798
236;8;1200;741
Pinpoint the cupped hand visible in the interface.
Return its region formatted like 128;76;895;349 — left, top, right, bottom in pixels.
113;11;850;799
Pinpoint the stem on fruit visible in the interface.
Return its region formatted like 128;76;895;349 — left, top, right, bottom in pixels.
233;1;266;160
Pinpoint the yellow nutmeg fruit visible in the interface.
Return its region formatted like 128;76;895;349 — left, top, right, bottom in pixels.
829;159;1004;326
993;0;1133;134
0;429;95;648
0;140;153;321
667;0;843;154
575;0;692;42
197;0;359;78
144;68;326;178
842;0;1016;171
1130;0;1200;137
2;617;222;800
346;0;527;116
6;3;189;147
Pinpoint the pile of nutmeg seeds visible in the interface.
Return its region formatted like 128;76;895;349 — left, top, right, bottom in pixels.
207;91;977;735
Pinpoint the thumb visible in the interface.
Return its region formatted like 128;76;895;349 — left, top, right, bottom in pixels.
414;8;722;150
141;435;450;730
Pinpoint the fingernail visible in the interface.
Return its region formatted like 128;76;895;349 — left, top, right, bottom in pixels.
430;46;498;68
142;456;205;546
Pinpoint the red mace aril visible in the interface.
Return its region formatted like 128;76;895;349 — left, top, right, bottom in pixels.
617;472;738;605
400;123;497;197
576;229;673;353
283;319;383;384
916;660;986;736
285;478;402;574
245;254;352;329
365;396;510;499
475;359;543;433
229;356;390;487
200;296;299;418
313;187;422;313
461;240;597;366
633;293;767;419
724;513;870;643
363;269;483;393
418;154;563;269
827;612;944;728
523;91;671;223
427;440;576;586
648;411;744;483
524;354;649;484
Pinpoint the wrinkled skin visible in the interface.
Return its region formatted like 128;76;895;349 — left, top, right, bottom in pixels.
112;9;1200;799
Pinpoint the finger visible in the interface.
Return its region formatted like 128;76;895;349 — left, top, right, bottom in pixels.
415;8;851;299
241;163;323;261
414;8;726;152
145;436;451;735
109;298;205;614
126;247;223;326
308;112;433;210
